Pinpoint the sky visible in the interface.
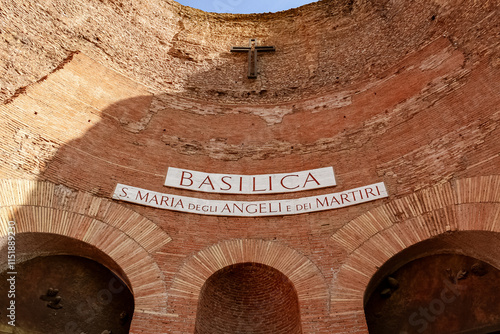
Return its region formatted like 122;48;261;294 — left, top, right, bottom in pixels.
175;0;319;14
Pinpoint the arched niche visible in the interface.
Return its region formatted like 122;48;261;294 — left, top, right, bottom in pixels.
168;239;329;332
330;176;500;332
0;178;171;319
195;262;302;334
364;231;500;334
0;253;134;333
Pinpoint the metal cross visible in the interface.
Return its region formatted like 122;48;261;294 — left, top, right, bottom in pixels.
231;39;275;79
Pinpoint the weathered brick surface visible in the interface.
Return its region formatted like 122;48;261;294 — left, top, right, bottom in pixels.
0;0;499;332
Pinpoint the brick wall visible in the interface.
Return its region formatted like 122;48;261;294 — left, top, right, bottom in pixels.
0;0;499;332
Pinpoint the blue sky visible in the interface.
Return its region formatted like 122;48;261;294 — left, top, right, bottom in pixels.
176;0;318;14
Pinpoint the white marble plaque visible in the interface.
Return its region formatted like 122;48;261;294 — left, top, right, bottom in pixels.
164;167;336;194
113;182;388;217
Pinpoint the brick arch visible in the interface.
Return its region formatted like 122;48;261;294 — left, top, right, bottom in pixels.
330;175;500;330
0;178;172;315
169;239;329;332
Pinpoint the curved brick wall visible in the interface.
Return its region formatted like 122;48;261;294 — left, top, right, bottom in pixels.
1;0;498;105
195;263;302;334
1;0;499;332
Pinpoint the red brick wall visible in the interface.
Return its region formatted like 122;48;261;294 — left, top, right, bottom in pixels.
0;0;499;333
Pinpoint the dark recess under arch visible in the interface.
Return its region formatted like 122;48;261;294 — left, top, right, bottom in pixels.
195;262;302;334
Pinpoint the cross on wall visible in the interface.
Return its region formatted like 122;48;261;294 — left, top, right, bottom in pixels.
231;38;275;79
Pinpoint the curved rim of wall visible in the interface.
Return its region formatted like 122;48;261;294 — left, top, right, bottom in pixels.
330;175;500;327
0;178;172;315
169;239;330;329
174;0;318;14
